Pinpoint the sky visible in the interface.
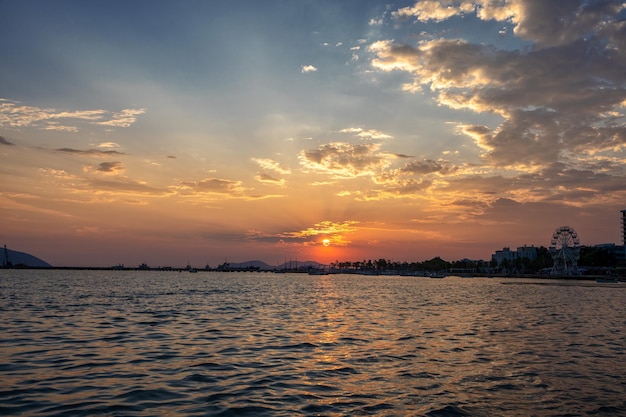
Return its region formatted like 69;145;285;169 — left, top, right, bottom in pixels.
1;0;626;268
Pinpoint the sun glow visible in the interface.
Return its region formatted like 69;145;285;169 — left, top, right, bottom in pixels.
322;238;331;247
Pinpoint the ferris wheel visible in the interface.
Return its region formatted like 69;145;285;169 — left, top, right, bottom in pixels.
549;226;580;275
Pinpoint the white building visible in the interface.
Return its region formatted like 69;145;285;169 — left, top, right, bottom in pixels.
492;245;538;266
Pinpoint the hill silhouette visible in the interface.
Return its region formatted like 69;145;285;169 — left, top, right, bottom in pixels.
2;247;52;267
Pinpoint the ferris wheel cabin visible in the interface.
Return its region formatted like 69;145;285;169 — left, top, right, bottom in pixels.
622;209;626;246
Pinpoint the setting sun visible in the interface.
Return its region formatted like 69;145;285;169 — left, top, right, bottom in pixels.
322;239;331;247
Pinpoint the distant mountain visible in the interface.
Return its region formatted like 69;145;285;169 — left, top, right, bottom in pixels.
225;260;274;270
2;247;52;268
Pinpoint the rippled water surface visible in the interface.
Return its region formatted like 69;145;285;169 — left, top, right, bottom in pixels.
1;270;625;416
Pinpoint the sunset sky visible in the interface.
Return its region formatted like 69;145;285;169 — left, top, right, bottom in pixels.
2;0;626;267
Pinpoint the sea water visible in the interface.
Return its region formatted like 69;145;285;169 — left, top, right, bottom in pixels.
1;270;624;416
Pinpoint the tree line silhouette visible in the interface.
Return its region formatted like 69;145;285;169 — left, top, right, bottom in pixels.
329;246;619;274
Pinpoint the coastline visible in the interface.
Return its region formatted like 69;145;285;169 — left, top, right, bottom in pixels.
2;266;625;281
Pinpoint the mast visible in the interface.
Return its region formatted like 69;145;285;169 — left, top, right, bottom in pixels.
3;245;12;268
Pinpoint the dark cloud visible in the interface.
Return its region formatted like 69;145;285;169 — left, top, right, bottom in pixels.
180;178;243;194
399;159;456;175
433;174;514;198
255;172;284;185
96;161;124;173
0;135;14;146
57;147;125;156
529;164;626;197
245;231;305;245
379;178;432;196
366;159;457;198
88;178;165;194
299;142;389;178
435;162;626;208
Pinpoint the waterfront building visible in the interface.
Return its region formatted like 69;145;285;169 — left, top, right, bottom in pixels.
491;245;538;266
591;243;626;264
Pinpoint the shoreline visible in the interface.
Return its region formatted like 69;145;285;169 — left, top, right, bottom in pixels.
2;266;625;281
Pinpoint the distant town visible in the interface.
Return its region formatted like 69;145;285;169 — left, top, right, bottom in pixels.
3;210;626;280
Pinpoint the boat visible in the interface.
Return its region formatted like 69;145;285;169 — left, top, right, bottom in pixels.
308;268;328;275
595;277;618;283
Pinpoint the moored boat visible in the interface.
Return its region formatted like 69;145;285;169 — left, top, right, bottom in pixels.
595;277;618;283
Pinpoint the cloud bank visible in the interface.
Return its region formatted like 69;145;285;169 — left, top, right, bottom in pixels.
0;98;145;131
370;0;626;171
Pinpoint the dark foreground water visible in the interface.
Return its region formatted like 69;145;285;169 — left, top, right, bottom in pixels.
1;270;625;416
